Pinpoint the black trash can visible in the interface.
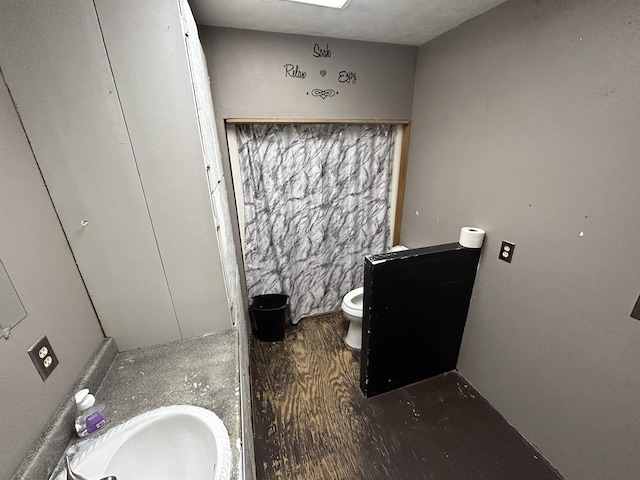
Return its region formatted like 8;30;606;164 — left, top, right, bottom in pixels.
250;294;289;342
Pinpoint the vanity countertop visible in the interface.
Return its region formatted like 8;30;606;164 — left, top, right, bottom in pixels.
13;330;241;480
90;329;242;479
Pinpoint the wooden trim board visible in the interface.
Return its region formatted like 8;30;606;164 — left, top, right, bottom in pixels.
393;122;411;245
226;118;410;125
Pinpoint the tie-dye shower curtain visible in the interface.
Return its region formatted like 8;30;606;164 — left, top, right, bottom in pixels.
236;123;395;324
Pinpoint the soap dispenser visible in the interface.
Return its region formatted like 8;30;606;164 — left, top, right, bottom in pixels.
74;388;106;437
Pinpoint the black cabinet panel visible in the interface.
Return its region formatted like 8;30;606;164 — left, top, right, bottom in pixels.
360;243;481;397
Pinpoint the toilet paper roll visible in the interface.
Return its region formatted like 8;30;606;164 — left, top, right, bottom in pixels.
459;227;485;248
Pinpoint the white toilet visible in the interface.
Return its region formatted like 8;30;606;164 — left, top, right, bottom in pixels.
341;287;365;349
341;245;408;349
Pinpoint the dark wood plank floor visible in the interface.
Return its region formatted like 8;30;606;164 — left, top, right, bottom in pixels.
249;313;563;480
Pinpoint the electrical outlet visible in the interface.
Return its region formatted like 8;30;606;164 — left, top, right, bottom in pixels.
27;335;59;381
499;241;515;263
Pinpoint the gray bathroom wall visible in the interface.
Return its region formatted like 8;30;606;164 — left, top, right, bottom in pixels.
0;77;104;479
199;27;417;121
402;0;640;479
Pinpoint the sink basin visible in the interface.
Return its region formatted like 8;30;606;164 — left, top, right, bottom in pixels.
56;405;231;480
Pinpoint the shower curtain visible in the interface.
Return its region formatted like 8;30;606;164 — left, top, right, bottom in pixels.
237;123;395;323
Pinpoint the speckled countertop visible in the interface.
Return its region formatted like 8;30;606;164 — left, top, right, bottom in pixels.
48;329;242;479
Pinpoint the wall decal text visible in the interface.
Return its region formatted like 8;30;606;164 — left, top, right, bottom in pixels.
338;70;357;84
313;43;332;58
284;64;307;79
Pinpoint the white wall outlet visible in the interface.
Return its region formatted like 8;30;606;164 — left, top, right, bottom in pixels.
499;241;515;263
27;335;59;381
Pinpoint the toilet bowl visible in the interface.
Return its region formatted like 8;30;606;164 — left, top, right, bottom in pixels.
341;245;408;350
341;287;364;349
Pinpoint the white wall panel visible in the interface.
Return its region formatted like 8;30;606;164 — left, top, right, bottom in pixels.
93;0;232;337
0;0;181;351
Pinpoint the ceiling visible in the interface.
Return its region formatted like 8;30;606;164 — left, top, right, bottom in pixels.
188;0;509;46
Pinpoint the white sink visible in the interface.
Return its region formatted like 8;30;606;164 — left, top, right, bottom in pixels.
57;405;231;480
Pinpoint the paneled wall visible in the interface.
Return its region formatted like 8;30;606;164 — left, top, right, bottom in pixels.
0;76;104;480
0;0;231;353
93;0;231;341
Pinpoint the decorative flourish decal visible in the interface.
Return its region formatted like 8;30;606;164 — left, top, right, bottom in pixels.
284;63;307;79
313;43;331;58
309;88;337;100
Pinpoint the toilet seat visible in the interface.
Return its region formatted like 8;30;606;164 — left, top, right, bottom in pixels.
341;287;364;317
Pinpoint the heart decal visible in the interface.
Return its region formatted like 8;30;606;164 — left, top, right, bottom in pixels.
320;70;327;77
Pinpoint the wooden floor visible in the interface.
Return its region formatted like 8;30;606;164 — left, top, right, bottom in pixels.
249;313;563;480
